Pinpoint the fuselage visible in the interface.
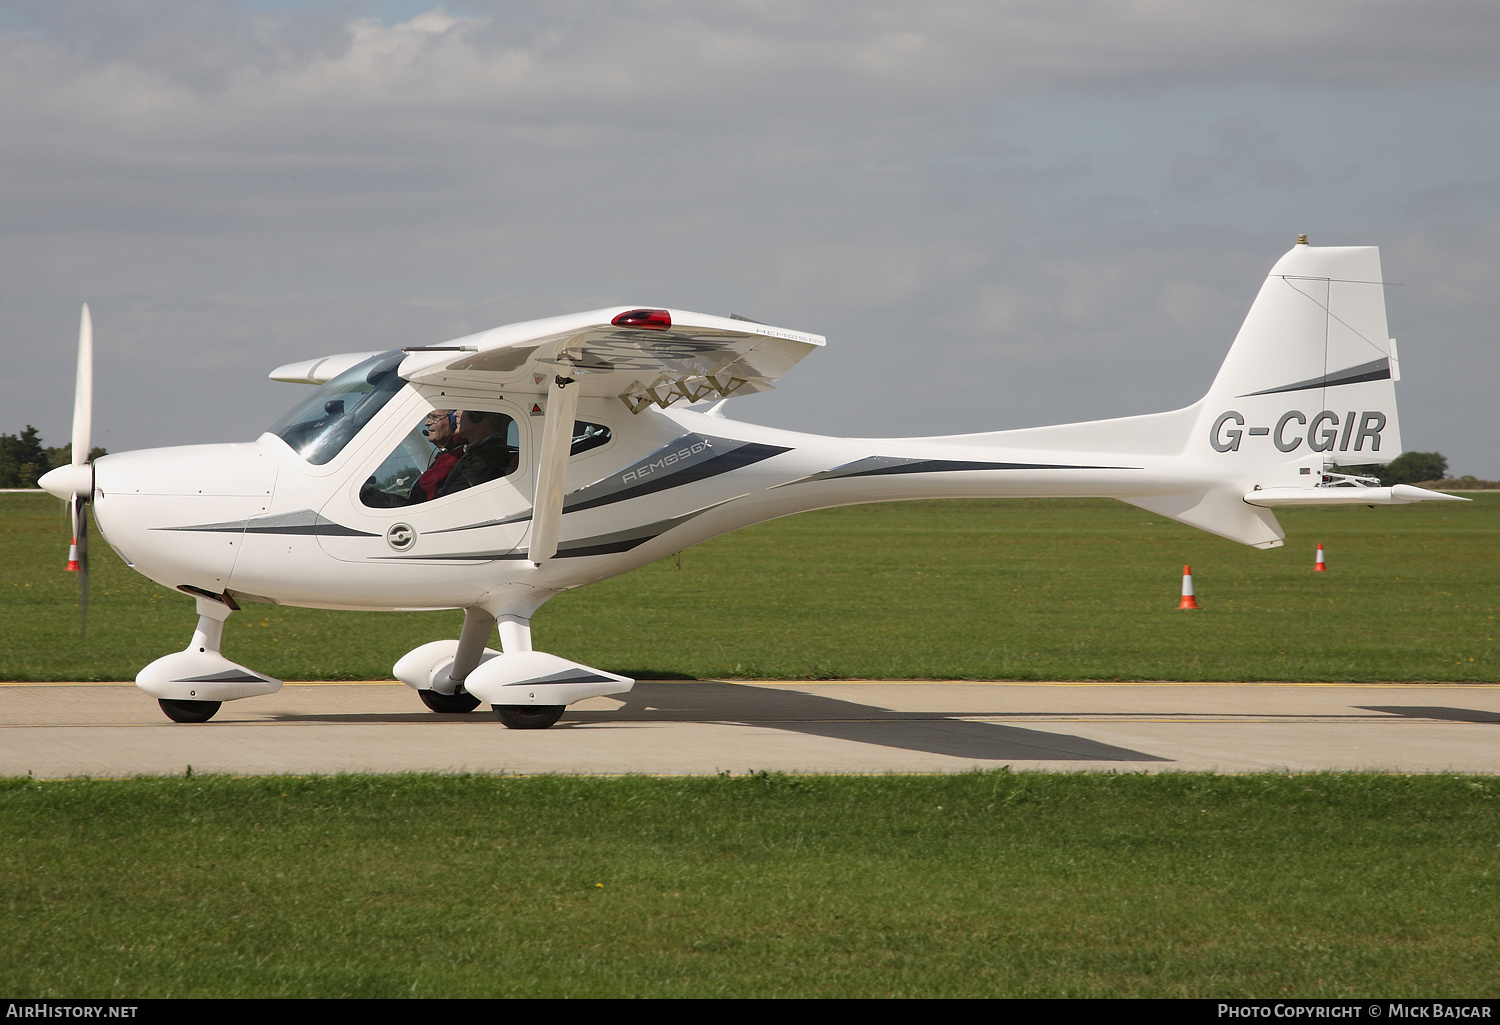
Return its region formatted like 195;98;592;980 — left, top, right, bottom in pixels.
89;371;1242;621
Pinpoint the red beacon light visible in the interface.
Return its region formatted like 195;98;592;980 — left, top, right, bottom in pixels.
611;309;672;330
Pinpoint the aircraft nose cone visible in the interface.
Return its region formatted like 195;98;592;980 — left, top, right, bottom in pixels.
38;463;91;500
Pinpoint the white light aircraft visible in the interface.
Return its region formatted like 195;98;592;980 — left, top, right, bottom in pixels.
39;239;1467;727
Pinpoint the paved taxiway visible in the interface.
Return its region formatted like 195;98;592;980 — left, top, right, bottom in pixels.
3;680;1498;778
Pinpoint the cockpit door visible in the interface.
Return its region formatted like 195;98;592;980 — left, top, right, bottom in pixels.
315;404;531;566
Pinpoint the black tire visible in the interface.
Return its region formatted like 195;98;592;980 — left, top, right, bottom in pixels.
419;688;482;714
158;699;222;724
493;704;565;730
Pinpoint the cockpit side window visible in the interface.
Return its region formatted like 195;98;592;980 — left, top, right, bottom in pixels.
571;421;611;456
360;409;520;508
269;351;407;465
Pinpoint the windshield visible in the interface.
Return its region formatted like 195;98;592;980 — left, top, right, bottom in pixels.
268;351;407;465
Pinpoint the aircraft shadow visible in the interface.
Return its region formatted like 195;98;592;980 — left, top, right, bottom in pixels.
258;682;1167;761
1357;706;1500;724
567;681;1168;762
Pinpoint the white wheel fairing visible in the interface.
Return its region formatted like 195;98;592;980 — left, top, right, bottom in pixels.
461;651;633;707
392;639;502;694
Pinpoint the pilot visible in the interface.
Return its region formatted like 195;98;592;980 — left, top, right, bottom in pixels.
435;410;518;498
407;409;466;503
361;409;465;507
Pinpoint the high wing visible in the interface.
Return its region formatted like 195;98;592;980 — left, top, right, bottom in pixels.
396;307;825;411
398;307;824;564
268;351;388;385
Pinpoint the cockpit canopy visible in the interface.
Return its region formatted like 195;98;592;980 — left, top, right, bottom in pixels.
268;351;406;464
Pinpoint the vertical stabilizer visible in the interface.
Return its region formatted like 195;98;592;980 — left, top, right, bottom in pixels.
1196;243;1402;475
1127;242;1403;548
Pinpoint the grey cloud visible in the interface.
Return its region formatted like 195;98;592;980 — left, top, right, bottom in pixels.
2;2;1498;477
1169;114;1307;195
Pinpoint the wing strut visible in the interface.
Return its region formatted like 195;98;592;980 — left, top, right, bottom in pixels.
526;375;580;564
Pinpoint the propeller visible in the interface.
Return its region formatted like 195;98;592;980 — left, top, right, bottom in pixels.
43;305;95;635
38;306;98;633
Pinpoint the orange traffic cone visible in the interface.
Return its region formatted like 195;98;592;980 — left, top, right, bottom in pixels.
65;538;80;572
1314;543;1327;571
1178;565;1199;609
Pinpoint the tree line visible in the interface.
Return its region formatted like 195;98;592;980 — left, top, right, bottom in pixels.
0;427;108;488
1339;451;1450;486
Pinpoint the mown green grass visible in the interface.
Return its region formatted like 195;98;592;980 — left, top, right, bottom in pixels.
1;491;1495;681
1;772;1495;998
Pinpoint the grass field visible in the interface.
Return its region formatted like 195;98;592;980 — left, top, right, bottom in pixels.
2;490;1494;682
4;491;1498;1000
2;772;1496;999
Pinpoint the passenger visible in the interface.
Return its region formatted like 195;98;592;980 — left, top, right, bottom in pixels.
436;410;518;497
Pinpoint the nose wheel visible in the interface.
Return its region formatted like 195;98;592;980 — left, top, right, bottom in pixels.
158;699;222;723
493;704;565;729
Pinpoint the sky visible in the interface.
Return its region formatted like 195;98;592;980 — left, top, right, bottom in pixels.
3;1;1497;475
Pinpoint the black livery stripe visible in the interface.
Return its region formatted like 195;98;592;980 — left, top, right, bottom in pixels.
1238;358;1391;398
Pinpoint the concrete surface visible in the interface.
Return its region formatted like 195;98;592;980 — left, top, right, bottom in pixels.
3;679;1498;778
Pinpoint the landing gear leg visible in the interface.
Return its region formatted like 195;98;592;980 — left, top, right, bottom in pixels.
418;608;492;713
489;614;566;730
137;597;280;722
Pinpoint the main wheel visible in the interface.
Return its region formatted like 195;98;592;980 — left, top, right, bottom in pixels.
419;688;482;714
493;704;565;730
158;699;222;723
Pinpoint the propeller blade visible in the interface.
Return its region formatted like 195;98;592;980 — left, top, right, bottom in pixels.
58;306;95;637
72;304;93;466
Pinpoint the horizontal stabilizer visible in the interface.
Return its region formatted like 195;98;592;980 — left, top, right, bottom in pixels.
1244;484;1471;507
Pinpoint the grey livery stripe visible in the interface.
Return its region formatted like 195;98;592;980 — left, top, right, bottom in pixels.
500;669;618;687
174;670;269;683
158;509;378;537
1238;358;1391;398
776;455;1136;487
563;434;788;513
427;433;789;534
374;503;729;562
